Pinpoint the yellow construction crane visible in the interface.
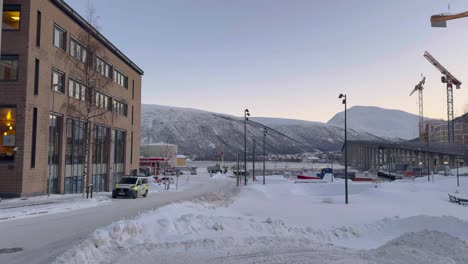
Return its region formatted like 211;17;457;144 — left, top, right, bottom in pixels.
431;1;468;27
431;11;468;27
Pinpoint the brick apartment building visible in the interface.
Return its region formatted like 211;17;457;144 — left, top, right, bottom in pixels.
0;0;143;197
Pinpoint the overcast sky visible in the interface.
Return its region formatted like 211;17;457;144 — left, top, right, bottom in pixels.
66;0;468;122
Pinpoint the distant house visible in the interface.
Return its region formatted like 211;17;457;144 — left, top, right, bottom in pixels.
176;155;187;166
303;156;320;163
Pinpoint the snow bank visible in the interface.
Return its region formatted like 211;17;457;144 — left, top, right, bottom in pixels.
366;230;468;264
0;195;110;222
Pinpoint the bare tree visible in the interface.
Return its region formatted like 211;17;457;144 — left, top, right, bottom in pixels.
57;3;121;197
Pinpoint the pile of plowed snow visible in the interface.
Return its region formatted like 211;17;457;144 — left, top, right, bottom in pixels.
365;230;468;264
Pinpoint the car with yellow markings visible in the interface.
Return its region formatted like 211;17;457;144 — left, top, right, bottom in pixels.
112;176;149;199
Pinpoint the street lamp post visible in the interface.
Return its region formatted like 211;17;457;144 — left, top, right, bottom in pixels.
263;127;267;185
146;124;151;157
457;159;460;187
339;94;349;204
252;139;256;182
244;109;250;185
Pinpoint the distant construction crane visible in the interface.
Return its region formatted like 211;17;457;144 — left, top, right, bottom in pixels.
423;51;462;143
410;76;426;141
430;0;468;27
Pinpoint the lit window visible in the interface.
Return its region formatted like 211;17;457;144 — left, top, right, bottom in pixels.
51;69;65;93
0;106;16;162
53;25;66;50
2;5;20;30
0;55;18;81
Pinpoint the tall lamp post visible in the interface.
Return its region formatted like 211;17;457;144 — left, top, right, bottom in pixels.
244;109;250;185
252;139;256;182
263;127;267;185
339;93;349;204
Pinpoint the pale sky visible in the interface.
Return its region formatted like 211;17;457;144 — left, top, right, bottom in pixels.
66;0;468;122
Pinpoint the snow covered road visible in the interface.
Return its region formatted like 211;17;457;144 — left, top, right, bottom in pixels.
0;174;235;264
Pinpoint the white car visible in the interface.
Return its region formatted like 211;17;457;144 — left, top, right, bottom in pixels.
112;176;149;199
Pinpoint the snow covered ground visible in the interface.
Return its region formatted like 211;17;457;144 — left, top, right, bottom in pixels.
0;194;111;222
54;173;468;264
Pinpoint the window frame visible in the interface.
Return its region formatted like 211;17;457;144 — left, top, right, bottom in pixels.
68;78;87;102
53;24;67;51
95;56;112;79
51;68;65;93
95;92;111;110
0;55;19;81
113;68;128;88
69;37;87;64
112;99;128;117
2;5;21;31
0;105;17;163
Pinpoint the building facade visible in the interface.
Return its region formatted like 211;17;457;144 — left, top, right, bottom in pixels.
0;0;143;197
426;121;467;145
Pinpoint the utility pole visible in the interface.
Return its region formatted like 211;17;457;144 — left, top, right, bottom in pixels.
263;127;267;185
244;109;250;185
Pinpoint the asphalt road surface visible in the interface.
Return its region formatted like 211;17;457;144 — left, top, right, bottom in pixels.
0;175;234;264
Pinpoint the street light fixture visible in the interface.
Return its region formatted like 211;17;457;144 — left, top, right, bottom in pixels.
263;127;267;185
244;109;250;185
338;93;348;204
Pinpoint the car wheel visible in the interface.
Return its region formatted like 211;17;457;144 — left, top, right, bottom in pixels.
112;195;117;198
133;191;137;199
143;190;148;197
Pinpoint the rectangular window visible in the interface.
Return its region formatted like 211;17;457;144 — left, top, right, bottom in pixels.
31;108;38;168
53;25;66;50
112;99;127;116
95;92;111;110
113;69;128;88
34;59;39;95
130;132;133;164
36;11;41;47
95;57;111;78
113;129;126;184
132;80;134;99
51;68;65;93
131;106;134;125
114;129;126;164
68;79;86;101
3;5;21;30
0;106;16;163
0;55;19;81
70;38;87;63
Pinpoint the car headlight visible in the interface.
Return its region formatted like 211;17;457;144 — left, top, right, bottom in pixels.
114;184;119;188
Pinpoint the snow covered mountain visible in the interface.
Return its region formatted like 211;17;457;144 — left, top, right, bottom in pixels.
327;106;421;140
141;104;382;159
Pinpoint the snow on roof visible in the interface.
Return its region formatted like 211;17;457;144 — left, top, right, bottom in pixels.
177;155;186;159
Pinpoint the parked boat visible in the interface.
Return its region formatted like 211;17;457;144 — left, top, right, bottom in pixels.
297;175;321;180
